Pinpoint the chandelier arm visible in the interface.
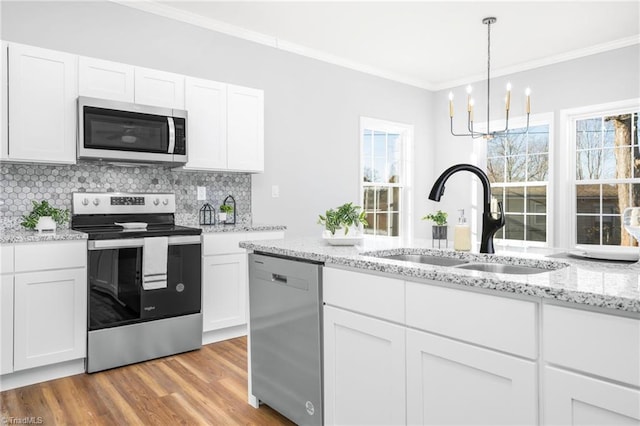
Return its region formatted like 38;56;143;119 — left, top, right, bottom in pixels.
450;117;474;137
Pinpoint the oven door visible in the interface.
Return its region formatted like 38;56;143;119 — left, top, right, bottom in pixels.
78;96;187;164
87;236;201;331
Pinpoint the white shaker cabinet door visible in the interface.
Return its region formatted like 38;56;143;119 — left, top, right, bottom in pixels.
0;274;14;374
406;329;538;426
544;366;640;426
202;253;247;332
13;268;87;371
8;43;77;163
134;67;185;110
184;77;227;170
323;306;406;426
227;84;264;172
78;56;134;102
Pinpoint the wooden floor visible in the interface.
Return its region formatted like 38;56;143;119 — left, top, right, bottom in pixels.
0;337;294;425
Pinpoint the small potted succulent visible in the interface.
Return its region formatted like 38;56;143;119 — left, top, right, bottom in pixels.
422;210;448;244
21;200;70;233
219;204;233;222
318;202;368;242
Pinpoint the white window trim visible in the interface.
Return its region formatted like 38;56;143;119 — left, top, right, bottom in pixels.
474;112;554;248
359;117;414;240
559;98;640;251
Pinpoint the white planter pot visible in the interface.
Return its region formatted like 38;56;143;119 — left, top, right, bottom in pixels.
35;216;56;233
218;212;227;222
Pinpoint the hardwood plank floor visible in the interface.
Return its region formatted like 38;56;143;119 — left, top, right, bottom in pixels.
1;337;295;425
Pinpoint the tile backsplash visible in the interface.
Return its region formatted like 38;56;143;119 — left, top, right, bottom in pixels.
0;162;252;230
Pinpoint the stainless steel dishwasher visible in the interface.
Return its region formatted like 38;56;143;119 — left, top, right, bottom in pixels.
249;252;323;426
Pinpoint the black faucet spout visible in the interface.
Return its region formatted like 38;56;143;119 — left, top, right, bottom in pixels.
428;163;505;254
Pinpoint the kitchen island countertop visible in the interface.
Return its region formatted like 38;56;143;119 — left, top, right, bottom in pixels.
239;237;640;314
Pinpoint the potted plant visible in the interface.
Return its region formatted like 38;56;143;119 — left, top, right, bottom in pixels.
219;204;233;222
422;210;448;244
21;200;70;232
318;202;368;238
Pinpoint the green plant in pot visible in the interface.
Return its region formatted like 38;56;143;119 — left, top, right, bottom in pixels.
318;202;368;237
219;204;233;222
21;200;70;232
422;210;448;245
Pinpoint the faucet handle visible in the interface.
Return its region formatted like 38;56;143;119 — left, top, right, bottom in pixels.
495;201;506;226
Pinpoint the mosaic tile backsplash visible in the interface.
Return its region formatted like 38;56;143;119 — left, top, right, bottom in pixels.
0;162;252;230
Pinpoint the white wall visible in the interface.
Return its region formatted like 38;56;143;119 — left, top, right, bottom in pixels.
0;1;434;238
433;46;640;248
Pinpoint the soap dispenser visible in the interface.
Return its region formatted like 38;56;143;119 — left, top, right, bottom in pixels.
454;209;471;251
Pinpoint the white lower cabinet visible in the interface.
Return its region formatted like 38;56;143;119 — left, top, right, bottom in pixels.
544;366;640;425
13;267;87;371
406;329;537;425
202;253;247;331
0;274;14;375
323;305;406;426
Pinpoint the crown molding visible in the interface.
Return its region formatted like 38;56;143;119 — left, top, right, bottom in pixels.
111;1;639;93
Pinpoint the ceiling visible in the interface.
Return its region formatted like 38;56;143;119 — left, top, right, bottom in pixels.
121;1;640;90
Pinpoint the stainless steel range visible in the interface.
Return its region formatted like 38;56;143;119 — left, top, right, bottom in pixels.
71;192;202;373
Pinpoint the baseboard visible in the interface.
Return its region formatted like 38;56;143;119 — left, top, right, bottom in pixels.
0;359;86;392
202;324;247;345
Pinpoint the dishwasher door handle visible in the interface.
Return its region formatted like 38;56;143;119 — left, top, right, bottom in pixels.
271;273;288;283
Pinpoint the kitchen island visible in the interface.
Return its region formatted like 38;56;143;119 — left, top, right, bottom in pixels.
241;237;640;426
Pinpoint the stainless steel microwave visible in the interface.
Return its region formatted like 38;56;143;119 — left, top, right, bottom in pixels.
78;97;187;166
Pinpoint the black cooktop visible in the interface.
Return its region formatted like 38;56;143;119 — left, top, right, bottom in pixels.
71;213;202;240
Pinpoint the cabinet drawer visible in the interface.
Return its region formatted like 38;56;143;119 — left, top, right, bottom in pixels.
324;267;404;323
406;282;537;359
15;241;87;272
543;304;640;387
203;231;284;255
1;245;14;274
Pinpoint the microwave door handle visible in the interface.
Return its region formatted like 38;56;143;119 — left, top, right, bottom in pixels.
167;117;176;154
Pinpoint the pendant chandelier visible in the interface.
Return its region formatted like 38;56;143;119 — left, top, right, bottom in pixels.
449;17;531;139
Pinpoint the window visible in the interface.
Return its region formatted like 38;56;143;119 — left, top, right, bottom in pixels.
573;110;640;247
482;118;552;246
360;118;413;238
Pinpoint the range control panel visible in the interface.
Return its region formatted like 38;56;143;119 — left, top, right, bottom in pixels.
72;192;176;215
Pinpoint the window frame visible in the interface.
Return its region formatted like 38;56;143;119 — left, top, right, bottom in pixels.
560;98;640;251
474;112;555;248
359;117;414;240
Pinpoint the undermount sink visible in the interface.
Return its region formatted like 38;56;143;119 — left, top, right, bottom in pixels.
381;254;469;267
454;262;550;275
368;251;564;275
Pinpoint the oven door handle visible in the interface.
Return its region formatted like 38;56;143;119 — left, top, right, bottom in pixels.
88;235;201;250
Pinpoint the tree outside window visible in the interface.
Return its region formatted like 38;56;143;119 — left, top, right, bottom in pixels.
575;112;640;246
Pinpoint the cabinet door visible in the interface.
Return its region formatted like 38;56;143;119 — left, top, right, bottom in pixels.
1;42;7;160
134;67;185;109
407;329;537;425
8;43;77;163
78;56;134;102
0;274;13;374
227;84;264;172
544;366;640;426
13;268;87;371
184;77;227;170
202;253;247;332
323;306;406;426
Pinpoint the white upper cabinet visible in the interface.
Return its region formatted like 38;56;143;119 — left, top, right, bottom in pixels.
78;57;134;102
227;84;264;172
1;42;7;160
184;77;227;170
134;67;185;109
7;43;77;163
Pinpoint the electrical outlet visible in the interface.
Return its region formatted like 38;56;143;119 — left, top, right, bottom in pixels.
271;185;280;198
197;186;206;201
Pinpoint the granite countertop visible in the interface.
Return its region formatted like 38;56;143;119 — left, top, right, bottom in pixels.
0;223;285;244
197;224;286;233
239;237;640;314
0;228;88;244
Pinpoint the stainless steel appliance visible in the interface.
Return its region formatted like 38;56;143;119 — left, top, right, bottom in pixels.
249;253;323;426
71;192;202;373
78;97;187;166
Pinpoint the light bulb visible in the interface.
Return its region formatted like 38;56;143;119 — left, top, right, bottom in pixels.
448;92;454;101
466;85;473;94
